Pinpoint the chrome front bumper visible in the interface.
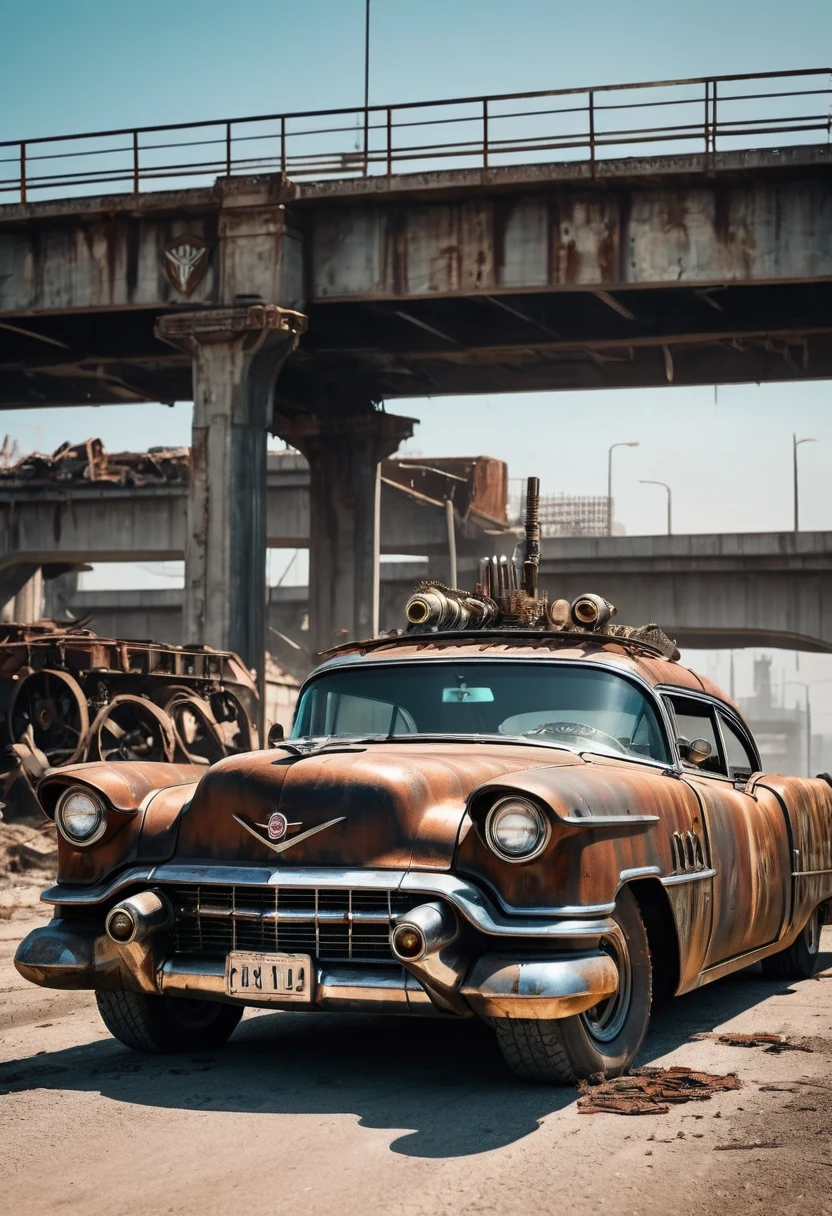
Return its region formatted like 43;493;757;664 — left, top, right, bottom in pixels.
17;867;620;1020
15;918;618;1021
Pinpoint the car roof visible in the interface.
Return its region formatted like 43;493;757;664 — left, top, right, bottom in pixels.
315;634;738;711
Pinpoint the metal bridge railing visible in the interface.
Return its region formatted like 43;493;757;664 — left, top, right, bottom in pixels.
1;68;830;204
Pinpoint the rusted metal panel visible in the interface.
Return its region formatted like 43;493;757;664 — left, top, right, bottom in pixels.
457;759;702;912
683;775;791;968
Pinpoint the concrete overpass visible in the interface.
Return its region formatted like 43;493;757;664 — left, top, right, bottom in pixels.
0;448;510;605
2;68;831;662
45;531;832;680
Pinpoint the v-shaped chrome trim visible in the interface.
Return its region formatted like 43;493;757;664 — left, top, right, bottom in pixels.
232;813;346;855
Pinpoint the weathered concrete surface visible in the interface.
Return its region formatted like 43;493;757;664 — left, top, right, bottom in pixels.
310;177;832;301
3;149;832;405
2;903;831;1216
274;410;415;652
0;454;509;569
155;307;304;667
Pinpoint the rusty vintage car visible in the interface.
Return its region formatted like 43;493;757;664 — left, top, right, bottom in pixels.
15;480;832;1084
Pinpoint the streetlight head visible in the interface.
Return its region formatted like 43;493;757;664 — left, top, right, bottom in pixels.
627;442;640;448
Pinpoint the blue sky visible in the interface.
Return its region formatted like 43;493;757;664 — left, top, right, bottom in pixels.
2;2;832;712
2;1;830;141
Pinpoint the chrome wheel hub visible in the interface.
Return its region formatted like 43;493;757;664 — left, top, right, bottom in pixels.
581;926;632;1044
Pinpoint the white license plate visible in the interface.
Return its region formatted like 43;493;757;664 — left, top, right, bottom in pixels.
225;952;313;1001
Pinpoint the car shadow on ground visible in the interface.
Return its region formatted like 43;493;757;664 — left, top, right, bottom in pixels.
2;953;828;1160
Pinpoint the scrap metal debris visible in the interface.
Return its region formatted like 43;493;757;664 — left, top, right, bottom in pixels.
715;1032;814;1054
576;1067;741;1115
0;439;189;487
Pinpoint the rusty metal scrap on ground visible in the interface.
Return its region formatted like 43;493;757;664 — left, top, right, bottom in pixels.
714;1032;814;1054
577;1068;741;1115
0;622;259;823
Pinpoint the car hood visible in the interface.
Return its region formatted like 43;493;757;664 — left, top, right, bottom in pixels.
174;741;584;870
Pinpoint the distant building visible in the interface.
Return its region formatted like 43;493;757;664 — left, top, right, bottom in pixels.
508;486;614;537
740;656;806;775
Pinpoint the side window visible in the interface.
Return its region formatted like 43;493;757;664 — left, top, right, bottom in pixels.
666;696;725;775
719;714;756;779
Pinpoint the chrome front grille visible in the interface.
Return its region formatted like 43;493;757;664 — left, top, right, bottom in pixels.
167;884;418;962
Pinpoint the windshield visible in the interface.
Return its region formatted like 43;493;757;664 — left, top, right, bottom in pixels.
292;662;671;763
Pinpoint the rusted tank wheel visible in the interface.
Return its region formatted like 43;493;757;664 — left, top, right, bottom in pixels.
494;886;652;1084
89;695;176;763
9;669;89;766
165;693;226;766
95;990;243;1053
760;907;821;981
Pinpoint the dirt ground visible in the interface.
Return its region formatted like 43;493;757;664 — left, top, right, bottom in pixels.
1;887;831;1216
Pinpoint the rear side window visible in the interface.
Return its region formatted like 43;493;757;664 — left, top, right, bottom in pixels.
719;714;756;779
665;696;724;774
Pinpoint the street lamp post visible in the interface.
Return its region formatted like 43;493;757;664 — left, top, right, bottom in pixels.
639;479;672;535
782;679;813;776
607;441;639;536
362;0;371;175
793;433;816;533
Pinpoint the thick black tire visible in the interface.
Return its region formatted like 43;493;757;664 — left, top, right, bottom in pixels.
494;886;652;1084
760;907;821;981
96;990;244;1053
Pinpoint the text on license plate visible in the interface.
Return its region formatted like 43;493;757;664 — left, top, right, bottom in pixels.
225;951;313;1001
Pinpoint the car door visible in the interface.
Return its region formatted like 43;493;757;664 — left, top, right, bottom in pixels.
665;693;791;969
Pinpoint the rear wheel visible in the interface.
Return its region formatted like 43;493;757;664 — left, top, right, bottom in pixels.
96;990;243;1053
494;886;652;1084
760;907;821;981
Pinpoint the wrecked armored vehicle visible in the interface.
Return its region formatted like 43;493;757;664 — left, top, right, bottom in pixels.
0;624;259;822
15;481;832;1083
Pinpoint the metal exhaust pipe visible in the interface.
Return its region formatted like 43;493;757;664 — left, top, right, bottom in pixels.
106;890;173;946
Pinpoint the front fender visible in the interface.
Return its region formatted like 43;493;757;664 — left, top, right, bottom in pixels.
39;762;198;886
457;761;700;911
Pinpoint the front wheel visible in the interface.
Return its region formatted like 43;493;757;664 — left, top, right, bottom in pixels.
96;990;244;1053
760;907;821;981
494;886;652;1084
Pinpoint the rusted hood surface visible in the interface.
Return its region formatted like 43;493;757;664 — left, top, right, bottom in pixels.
176;743;583;870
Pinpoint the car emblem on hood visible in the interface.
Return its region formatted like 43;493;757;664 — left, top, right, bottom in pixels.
232;811;346;855
267;812;288;841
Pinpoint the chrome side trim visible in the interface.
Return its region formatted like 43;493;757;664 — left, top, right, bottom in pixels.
561;815;659;826
619;865;662;882
660;868;717;887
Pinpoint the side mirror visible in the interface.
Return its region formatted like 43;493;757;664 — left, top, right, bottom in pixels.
267;722;285;747
679;737;712;766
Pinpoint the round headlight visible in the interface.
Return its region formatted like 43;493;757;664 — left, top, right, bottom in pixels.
485;796;549;862
55;787;107;845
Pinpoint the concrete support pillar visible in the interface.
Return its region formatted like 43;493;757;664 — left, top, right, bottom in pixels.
10;568;43;623
275;411;414;655
156;306;306;676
